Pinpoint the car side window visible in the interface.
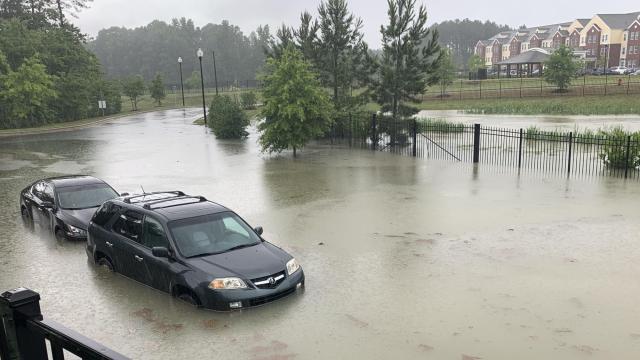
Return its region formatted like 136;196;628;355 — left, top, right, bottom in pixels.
42;183;54;203
112;211;143;242
92;203;122;227
141;216;169;249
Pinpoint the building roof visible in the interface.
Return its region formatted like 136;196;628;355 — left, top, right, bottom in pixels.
497;48;550;65
576;18;590;27
597;12;640;30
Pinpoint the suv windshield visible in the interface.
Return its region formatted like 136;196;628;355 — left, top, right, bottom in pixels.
169;211;260;257
57;184;118;210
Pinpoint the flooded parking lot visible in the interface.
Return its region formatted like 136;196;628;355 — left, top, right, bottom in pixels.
1;109;640;359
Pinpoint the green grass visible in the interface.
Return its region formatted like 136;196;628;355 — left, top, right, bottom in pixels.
415;94;640;115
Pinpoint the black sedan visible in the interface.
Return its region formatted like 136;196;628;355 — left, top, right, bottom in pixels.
20;175;120;241
86;192;305;311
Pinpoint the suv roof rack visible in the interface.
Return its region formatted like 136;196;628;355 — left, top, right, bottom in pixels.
123;191;185;203
142;195;208;210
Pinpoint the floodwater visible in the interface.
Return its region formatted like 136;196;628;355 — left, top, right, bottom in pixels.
1;108;640;360
417;109;640;132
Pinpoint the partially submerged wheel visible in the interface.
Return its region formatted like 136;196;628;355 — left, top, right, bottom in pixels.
54;228;66;242
21;207;33;229
97;257;114;272
177;292;198;307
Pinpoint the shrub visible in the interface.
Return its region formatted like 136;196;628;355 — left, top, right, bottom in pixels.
598;127;640;169
240;91;257;110
208;95;249;139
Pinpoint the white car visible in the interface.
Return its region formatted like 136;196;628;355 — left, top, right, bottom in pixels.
633;69;640;76
609;66;628;75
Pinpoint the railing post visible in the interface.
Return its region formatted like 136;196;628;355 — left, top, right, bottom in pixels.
625;135;631;179
518;128;523;169
567;132;573;176
473;123;481;163
412;119;417;157
0;288;47;360
371;113;377;151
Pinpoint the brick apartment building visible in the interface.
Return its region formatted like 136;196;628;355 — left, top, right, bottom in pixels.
475;12;640;69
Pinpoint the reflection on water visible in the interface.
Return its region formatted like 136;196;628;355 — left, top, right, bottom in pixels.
1;108;640;359
417;109;640;132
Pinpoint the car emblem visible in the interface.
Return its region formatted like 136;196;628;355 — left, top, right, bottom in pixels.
268;277;275;285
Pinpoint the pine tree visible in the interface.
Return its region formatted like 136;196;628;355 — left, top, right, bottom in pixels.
375;0;442;118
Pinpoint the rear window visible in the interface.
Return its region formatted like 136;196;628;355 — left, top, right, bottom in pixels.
92;202;122;227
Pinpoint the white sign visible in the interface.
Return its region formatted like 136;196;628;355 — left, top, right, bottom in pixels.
98;100;107;109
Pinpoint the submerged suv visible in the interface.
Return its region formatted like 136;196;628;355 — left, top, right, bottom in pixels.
86;192;304;311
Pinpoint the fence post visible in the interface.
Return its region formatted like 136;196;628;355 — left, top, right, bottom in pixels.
518;128;523;169
349;113;352;148
520;76;523;98
412;119;417;157
627;74;631;95
582;75;586;96
567;132;573;176
479;80;482;100
0;288;47;360
460;78;463;100
473;124;481;163
625;135;631;179
371;113;377;151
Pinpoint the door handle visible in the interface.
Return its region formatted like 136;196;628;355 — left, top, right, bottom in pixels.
105;241;113;248
134;255;143;262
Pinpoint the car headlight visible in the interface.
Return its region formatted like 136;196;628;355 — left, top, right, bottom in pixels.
209;277;247;290
66;224;87;236
286;258;300;275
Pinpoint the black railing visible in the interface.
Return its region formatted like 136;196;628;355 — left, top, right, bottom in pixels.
0;288;129;360
338;115;640;180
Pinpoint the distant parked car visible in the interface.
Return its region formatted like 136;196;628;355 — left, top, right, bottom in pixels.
633;69;640;76
609;66;628;75
86;191;305;310
20;175;120;241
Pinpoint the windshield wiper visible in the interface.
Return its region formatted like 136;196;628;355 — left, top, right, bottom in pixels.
223;242;259;253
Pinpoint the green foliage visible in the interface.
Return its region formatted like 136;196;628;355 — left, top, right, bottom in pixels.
375;0;443;118
207;95;249;138
467;54;484;72
437;49;456;94
185;71;201;90
240;90;257;109
544;45;579;91
259;46;333;156
121;75;145;111
0;55;57;128
149;73;166;105
598;127;640;169
88;18;270;85
432;19;512;67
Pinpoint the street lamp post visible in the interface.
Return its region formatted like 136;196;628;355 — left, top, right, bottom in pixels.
197;48;207;125
212;51;219;95
177;57;185;107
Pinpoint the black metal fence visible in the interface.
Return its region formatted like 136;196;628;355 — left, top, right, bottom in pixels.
426;74;640;101
0;288;129;360
341;115;640;180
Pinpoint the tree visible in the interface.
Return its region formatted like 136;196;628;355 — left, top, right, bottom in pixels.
149;73;165;105
543;45;579;92
437;49;456;96
375;0;443;118
208;94;249;138
259;46;333;157
468;54;484;72
185;71;200;90
0;55;57;128
121;75;145;110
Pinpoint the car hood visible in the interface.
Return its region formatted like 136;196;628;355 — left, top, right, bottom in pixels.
185;242;289;280
58;207;99;230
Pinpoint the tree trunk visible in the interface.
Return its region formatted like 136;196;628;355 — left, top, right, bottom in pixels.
293;146;297;157
56;0;64;27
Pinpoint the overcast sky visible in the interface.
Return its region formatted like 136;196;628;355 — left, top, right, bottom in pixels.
73;0;638;45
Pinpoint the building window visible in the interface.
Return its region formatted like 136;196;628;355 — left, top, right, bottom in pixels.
624;33;628;41
621;59;625;67
623;47;626;55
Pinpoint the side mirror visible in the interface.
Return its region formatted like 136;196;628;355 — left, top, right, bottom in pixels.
120;192;130;196
152;246;169;258
254;226;263;236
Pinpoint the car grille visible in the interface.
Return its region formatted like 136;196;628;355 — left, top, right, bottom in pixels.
248;287;296;307
251;270;286;289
